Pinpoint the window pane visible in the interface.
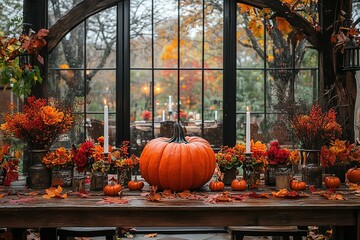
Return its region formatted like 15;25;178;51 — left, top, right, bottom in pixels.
48;22;85;69
130;0;152;68
205;70;223;122
300;44;318;68
296;69;318;104
154;0;178;68
180;1;203;68
86;7;117;68
86;70;116;112
155;70;178;118
48;69;85;109
236;70;264;112
130;70;152;122
204;0;223;68
236;6;264;68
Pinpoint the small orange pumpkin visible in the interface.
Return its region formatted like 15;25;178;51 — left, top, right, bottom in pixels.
290;179;307;191
325;175;340;189
104;182;122;196
346;168;360;183
128;180;145;191
231;179;247;191
209;181;225;191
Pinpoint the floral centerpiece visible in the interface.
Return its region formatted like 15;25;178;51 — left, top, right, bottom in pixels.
0;144;20;186
0;28;48;97
42;147;72;170
290;105;342;150
290;104;342;187
320;139;353;167
267;141;300;166
215;146;242;170
234;140;268;173
142;110;152;121
72;141;95;173
42;147;72;187
1;96;74;150
265;141;300;186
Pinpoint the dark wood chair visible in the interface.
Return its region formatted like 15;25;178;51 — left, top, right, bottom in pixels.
57;227;117;240
228;226;308;240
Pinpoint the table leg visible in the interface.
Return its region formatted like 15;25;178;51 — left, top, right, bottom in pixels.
40;228;57;239
357;209;360;240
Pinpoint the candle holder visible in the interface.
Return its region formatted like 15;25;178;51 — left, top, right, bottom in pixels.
242;152;258;190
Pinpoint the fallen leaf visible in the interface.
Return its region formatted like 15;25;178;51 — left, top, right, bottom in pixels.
322;193;346;200
144;233;157;238
43;186;68;199
205;191;236;204
247;192;270;199
177;190;192;199
0;194;4;198
347;183;360;191
162;189;176;199
9;196;35;204
97;197;129;205
272;189;309;199
146;186;161;202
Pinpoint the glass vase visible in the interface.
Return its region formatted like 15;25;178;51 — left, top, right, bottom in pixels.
221;168;237;185
90;170;108;190
264;164;278;186
51;169;72;187
301;149;322;188
117;166;132;187
28;150;51;189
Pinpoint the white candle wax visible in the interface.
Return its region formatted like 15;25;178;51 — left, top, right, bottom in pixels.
104;102;109;154
168;95;172;112
246;106;251;153
215;110;218;121
162;110;165;121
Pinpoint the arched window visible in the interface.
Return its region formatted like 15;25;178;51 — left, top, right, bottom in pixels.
46;0;318;150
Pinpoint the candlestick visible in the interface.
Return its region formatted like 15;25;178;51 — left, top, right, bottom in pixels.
246;106;251;153
168;95;172;112
104;99;109;154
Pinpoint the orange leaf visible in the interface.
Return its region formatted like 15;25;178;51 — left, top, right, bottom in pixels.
144;233;158;238
322;193;346;200
162;189;176;199
0;194;4;198
146;186;161;202
275;17;292;35
177;190;192;199
97;197;129;205
43;186;67;199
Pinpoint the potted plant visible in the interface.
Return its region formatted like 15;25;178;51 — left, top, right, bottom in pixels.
215;145;242;185
265;141;300;186
1;96;74;189
290;104;342;188
42;147;73;187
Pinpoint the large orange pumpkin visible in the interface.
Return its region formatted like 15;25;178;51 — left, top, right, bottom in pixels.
140;122;216;192
346;168;360;183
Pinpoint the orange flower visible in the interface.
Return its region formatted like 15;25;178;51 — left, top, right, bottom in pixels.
40;106;64;125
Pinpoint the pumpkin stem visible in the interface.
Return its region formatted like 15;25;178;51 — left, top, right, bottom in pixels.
167;122;189;144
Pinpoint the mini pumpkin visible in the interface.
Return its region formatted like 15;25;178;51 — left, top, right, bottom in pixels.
140;122;216;192
346;168;360;183
103;182;122;196
231;179;247;191
325;175;340;189
209;181;225;191
128;180;145;191
290;179;307;191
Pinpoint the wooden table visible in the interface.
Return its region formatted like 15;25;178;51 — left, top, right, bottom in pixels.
0;186;360;240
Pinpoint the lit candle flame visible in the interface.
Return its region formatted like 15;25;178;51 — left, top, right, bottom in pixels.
246;106;250;112
104;99;107;106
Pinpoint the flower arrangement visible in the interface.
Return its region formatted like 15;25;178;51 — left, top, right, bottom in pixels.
320;139;354;167
72;141;95;173
290;105;342;150
142;110;152;121
111;141;139;169
1;96;74;150
0;144;20;185
215;146;242;170
267;141;300;165
0;28;48;97
42;147;72;170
